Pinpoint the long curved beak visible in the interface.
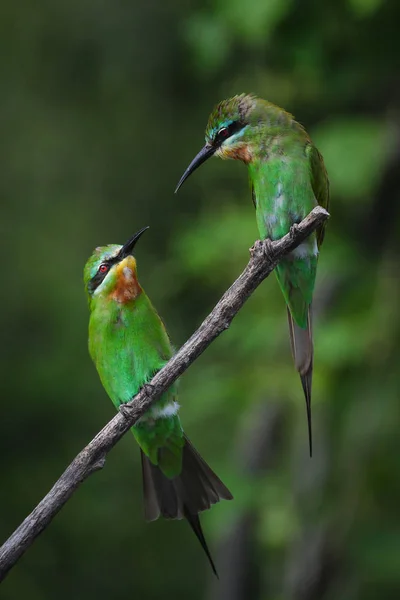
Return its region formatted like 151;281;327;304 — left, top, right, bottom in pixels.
118;226;149;259
175;144;216;193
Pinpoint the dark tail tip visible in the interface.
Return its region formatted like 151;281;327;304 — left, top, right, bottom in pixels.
140;437;232;576
301;373;313;457
286;306;314;457
184;510;219;578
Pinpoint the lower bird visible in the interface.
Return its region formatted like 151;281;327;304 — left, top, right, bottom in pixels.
83;226;232;575
175;94;330;456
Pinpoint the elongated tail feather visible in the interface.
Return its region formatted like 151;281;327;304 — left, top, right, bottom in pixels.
184;511;219;578
287;306;313;457
141;435;233;575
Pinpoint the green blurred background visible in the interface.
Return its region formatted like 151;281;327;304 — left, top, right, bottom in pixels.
1;0;400;598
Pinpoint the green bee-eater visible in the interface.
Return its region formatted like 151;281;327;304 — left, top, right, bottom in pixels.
83;226;232;575
175;94;330;456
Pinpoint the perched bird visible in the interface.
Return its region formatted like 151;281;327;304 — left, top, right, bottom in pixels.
84;226;232;575
175;94;329;456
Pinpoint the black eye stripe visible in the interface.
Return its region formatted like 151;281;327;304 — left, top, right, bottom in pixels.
88;256;118;293
214;120;245;147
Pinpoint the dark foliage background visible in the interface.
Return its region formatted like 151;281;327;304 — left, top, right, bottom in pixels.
1;1;399;598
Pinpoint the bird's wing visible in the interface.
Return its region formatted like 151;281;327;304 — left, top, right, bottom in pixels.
307;144;330;248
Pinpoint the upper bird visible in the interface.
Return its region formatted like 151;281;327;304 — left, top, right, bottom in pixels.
84;226;232;575
175;94;330;456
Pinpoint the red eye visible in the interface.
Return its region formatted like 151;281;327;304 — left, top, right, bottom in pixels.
98;264;109;274
218;127;229;138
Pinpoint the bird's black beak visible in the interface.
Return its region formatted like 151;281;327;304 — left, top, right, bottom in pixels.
175;144;216;193
118;226;149;259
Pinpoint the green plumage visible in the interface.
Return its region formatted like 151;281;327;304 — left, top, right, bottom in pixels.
249;137;327;328
87;271;183;477
83;233;232;574
176;93;330;456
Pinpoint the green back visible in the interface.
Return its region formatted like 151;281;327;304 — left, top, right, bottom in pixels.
247;113;329;327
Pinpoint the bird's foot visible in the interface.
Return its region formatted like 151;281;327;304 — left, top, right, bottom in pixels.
119;384;155;419
119;403;131;419
140;383;155;398
290;223;300;239
250;239;262;256
250;238;274;262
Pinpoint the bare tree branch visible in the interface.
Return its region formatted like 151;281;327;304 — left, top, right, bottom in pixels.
0;206;329;583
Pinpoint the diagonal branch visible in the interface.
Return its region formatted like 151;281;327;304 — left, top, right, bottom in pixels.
0;206;329;582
